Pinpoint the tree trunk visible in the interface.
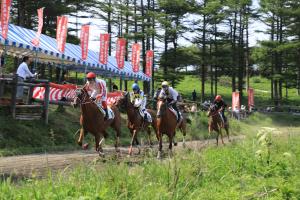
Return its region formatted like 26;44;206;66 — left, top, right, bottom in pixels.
201;0;207;102
231;13;237;92
238;9;244;101
151;0;155;97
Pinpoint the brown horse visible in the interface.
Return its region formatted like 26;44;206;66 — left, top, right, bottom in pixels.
117;92;157;155
207;104;230;145
73;87;121;156
156;98;178;159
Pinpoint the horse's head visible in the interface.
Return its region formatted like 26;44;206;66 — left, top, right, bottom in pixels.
207;104;217;117
72;87;90;107
116;91;130;109
157;95;168;117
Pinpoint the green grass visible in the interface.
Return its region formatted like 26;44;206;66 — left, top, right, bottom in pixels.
175;75;300;106
1;113;300;199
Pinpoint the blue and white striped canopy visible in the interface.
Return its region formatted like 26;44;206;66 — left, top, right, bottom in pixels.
0;24;151;81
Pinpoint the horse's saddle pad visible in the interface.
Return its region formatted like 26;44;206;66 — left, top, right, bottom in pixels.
139;110;152;123
168;107;181;120
99;106;115;120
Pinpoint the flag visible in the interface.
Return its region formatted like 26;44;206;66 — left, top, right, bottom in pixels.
132;43;140;72
80;25;90;60
232;92;240;110
56;16;68;53
145;50;153;77
1;0;11;39
99;33;110;64
31;8;44;46
115;38;126;69
248;88;254;108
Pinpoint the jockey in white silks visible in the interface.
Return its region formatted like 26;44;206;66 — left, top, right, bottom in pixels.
130;83;150;122
85;72;109;120
158;81;182;123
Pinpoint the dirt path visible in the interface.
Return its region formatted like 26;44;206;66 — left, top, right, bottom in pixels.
0;136;244;180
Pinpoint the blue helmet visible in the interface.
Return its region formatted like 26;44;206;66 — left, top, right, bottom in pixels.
132;83;140;91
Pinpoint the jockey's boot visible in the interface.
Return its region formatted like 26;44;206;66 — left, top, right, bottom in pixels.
104;108;109;120
144;113;148;122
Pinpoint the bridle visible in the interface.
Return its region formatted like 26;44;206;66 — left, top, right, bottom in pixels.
74;87;93;106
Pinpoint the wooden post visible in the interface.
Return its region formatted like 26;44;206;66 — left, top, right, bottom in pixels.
119;77;123;90
11;74;18;119
27;86;34;105
43;82;50;124
0;77;4;98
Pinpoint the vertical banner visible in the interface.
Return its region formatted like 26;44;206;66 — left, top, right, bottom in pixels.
248;88;254;108
80;25;90;60
31;8;44;46
56;16;68;53
146;50;153;77
232;92;240;110
132;43;140;72
115;38;126;69
1;0;12;39
99;33;110;64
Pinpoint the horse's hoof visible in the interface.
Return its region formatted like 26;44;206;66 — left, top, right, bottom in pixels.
82;143;89;150
173;142;178;146
168;150;173;158
98;150;105;157
78;141;82;146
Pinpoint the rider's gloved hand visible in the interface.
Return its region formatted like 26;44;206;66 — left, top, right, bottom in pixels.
90;97;96;101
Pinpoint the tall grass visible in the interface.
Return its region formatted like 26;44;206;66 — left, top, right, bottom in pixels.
1;128;300;199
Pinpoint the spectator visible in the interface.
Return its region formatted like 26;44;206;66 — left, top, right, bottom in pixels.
192;89;197;101
16;56;35;100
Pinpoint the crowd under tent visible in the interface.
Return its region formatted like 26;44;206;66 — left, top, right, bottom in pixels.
0;24;151;81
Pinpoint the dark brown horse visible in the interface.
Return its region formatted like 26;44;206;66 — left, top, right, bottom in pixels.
207;104;230;145
156;98;178;159
117;92;157;155
73;87;121;156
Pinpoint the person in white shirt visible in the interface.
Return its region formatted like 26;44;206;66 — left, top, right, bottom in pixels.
158;81;181;122
16;56;35;99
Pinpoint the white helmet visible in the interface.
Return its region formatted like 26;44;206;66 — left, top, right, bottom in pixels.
161;81;169;87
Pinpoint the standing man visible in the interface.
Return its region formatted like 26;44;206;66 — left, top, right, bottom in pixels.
85;72;109;120
16;56;35;100
192;89;197;101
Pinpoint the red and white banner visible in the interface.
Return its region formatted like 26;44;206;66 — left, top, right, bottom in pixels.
146;50;153;77
232;92;240;110
99;33;110;64
132;43;140;72
32;83;123;105
80;25;89;60
1;0;11;39
107;91;123;105
56;16;68;53
33;83;77;101
248;88;254;108
31;8;44;46
115;38;126;69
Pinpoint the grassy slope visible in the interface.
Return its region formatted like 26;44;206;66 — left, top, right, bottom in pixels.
1;113;300;199
176;75;300;106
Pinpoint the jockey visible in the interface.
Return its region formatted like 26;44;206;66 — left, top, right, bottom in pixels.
159;81;181;123
213;95;227;123
86;72;109;120
130;83;148;121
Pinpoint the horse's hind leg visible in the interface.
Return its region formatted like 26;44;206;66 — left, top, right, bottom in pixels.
225;125;231;142
146;126;153;147
180;124;187;148
113;126;121;153
157;132;163;159
98;134;105;157
173;131;178;146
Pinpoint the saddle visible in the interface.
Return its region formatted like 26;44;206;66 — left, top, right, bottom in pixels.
168;107;182;123
138;109;152;123
98;106;115;120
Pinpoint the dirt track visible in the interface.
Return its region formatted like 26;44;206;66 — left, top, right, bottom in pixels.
0;136;244;180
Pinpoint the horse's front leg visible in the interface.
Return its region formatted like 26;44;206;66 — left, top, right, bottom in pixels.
78;128;89;149
168;133;174;158
96;134;105;157
129;129;138;156
157;131;163;159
